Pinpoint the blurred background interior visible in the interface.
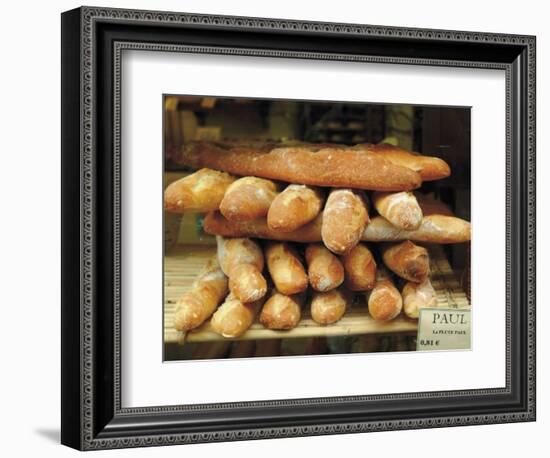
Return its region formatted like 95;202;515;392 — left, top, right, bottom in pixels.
163;95;471;361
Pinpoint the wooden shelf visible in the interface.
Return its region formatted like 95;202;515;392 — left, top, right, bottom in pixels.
164;244;470;345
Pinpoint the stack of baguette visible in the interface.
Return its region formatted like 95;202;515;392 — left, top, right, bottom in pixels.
166;141;470;339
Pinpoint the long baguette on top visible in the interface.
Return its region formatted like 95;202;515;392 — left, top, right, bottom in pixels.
179;142;422;191
203;211;471;244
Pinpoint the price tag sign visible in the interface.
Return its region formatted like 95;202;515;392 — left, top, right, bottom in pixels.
416;308;471;351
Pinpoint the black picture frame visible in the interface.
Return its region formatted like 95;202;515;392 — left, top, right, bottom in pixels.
61;6;536;450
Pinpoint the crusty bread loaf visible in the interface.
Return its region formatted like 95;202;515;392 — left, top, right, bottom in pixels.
219;176;279;221
305;243;345;292
259;291;304;330
228;263;268;303
164;168;236;213
216;237;267;303
179;142;422;191
341;243;377;291
310;288;349;325
174;260;228;331
381;241;430;283
356;143;451;181
372;191;423;230
402;277;438;319
363;215;470;243
210;293;265;338
367;268;403;322
322;189;369;255
217;236;264;273
205;211;322;242
267;184;324;232
204;211;471;244
265;242;308;295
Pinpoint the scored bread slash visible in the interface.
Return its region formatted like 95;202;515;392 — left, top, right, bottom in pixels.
322;189;369;255
341;243;377;291
210;293;266;338
216;236;268;303
354;143;451;181
402;278;438;319
267;184;325;232
164;168;236;214
305;243;345;292
265;242;309;295
310;288;350;325
381;241;430;283
259;290;305;330
367;267;403;322
219;176;279;222
373;191;423;230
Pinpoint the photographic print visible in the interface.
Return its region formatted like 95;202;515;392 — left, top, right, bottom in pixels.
163;95;472;361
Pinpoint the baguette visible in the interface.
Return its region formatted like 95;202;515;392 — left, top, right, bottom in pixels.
310;288;349;325
265;242;309;295
210;293;265;338
363;215;471;243
305;243;345;292
341;243;377;291
381;241;430;283
205;211;322;242
322;189;369;255
219;176;279;221
204;211;471;244
228;263;268;303
415;193;455;217
216;237;267;303
367;268;403;321
164;168;236;213
174;260;228;331
259;291;304;330
402;278;438;319
267;184;324;232
179;142;422;191
357;143;451;181
372;191;423;230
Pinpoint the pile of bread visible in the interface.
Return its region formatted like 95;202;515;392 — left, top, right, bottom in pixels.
165;141;471;339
